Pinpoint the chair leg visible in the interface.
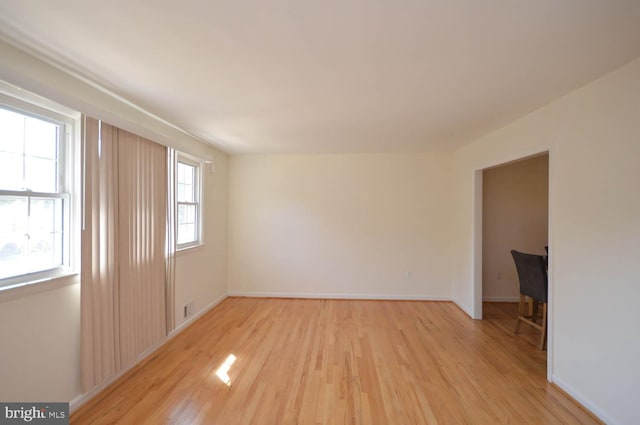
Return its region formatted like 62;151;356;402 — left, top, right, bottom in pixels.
514;294;525;334
531;300;539;324
539;302;548;350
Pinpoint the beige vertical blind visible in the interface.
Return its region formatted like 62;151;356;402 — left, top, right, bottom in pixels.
116;129;167;367
81;117;120;390
81;117;167;391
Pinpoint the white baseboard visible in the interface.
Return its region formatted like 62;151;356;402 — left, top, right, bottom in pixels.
227;291;451;301
70;293;228;413
171;293;227;335
482;296;520;302
452;298;473;318
551;374;616;425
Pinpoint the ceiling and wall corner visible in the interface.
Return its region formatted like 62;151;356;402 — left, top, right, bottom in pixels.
0;39;221;162
1;0;640;154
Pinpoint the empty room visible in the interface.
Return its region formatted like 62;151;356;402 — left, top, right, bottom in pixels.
0;1;639;424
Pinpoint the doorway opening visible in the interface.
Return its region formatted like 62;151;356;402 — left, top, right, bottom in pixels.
476;152;550;363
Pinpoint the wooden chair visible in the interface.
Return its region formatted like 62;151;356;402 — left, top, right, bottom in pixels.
510;250;548;350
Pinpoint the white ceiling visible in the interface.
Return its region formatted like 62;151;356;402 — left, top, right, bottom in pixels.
1;1;640;154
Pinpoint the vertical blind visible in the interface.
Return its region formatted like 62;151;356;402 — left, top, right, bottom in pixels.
81;117;167;391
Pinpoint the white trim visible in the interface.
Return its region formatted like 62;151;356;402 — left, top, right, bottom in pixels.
472;169;483;319
170;293;227;335
227;291;451;301
481;296;520;302
70;294;228;413
0;38;222;160
551;375;616;425
546;147;555;382
175;243;207;256
0;273;78;303
0;81;80;119
452;298;473;318
0;91;78;125
0;189;69;198
176;150;210;167
0;267;75;292
475;148;551;175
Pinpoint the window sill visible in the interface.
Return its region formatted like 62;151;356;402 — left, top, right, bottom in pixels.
0;271;79;303
176;243;207;257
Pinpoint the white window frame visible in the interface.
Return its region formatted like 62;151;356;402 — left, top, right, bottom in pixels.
175;154;202;250
0;88;80;291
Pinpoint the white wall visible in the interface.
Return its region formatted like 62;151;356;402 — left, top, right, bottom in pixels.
452;57;640;425
482;154;548;301
0;279;81;401
174;154;228;328
228;154;452;299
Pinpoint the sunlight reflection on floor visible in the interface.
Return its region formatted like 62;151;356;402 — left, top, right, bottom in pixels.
215;354;237;386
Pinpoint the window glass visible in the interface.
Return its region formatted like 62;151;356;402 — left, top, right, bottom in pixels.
0;108;24;152
0;152;23;190
0;108;59;192
176;158;200;248
0;104;69;286
0;196;28;279
177;161;195;203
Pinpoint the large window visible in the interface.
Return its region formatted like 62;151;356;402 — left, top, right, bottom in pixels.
176;156;201;249
0;103;72;287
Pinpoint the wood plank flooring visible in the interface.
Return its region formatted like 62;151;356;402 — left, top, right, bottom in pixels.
71;298;600;424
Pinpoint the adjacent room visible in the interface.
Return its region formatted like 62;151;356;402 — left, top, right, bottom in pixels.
481;154;549;349
0;1;639;424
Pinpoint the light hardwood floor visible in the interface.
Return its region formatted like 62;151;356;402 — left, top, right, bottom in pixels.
71;298;600;424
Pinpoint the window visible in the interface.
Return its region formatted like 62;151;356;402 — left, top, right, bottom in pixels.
0;102;73;287
176;156;201;249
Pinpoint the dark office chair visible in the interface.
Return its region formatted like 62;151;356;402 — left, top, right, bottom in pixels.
511;250;548;350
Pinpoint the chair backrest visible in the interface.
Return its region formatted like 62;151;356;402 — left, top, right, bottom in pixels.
510;250;548;302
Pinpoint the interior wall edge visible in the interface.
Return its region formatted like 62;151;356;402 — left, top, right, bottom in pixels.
451;298;473;319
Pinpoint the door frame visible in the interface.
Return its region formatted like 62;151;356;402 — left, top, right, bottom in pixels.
472;148;553;380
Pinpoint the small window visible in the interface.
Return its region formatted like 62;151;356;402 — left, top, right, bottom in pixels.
176;156;201;249
0;104;72;287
